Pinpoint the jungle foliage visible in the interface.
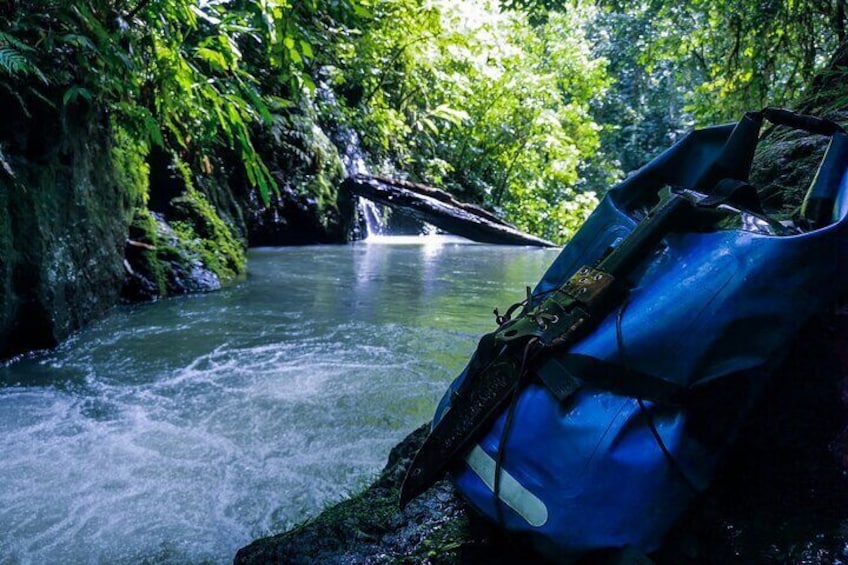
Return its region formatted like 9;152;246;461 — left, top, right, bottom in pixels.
1;0;845;243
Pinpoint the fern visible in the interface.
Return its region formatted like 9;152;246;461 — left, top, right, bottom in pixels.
0;47;30;75
270;114;314;164
0;32;47;84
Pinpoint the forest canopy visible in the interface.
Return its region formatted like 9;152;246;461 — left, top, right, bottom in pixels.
1;0;846;242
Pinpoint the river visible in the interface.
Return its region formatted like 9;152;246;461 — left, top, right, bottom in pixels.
0;239;559;564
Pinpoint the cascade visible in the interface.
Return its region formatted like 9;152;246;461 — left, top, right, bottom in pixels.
315;81;444;242
359;198;387;238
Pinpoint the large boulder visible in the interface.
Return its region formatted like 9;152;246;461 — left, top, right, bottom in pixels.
0;106;131;360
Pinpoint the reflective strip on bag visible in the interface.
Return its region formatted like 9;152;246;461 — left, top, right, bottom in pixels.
465;445;548;527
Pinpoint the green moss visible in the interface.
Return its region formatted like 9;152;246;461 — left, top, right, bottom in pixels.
111;123;150;210
407;514;470;564
298;125;345;222
169;188;246;283
127;208;169;296
152;156;246;284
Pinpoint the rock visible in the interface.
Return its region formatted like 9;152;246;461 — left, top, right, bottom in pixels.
120;149;248;303
653;319;848;564
234;424;539;565
0;97;353;357
0;105;130;360
246;184;352;246
121;210;222;302
244;113;355;246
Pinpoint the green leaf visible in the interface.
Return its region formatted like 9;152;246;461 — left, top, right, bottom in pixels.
243;154;258;188
430;104;470;125
353;4;372;18
143;114;164;147
0;46;31;76
59;34;96;51
301;74;316;94
241;84;273;124
419;117;439;134
299;40;314;59
196;47;229;71
288;45;302;65
62;85;92;106
255;163;270;204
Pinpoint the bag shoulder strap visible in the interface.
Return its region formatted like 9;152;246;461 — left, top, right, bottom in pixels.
756;107;846;137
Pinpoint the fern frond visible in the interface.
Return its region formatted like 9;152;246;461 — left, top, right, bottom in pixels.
0;47;31;76
0;32;34;53
0;32;47;84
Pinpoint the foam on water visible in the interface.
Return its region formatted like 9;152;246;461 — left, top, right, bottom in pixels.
0;244;558;564
364;233;477;246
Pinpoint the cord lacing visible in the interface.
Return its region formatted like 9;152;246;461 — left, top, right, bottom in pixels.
493;336;538;528
616;298;698;493
493;286;561;329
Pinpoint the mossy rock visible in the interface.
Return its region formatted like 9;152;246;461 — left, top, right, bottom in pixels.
246;112;355;245
235;426;476;565
0;104;131;359
122;207;231;302
124;150;248;302
168;189;246;282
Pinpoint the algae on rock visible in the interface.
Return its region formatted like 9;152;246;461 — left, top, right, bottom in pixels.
247;111;354;246
122;152;248;302
0;107;131;359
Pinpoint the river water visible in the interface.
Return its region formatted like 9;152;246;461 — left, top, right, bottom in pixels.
0;239;559;564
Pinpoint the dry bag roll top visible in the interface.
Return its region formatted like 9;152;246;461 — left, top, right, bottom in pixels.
433;110;848;559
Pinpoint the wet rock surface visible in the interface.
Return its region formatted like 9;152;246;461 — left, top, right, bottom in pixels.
122;211;221;302
0;108;130;360
245;110;355;246
246;185;353;246
234;425;528;565
654;319;848;564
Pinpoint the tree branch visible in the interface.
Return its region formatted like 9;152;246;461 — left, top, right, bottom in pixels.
125;0;151;21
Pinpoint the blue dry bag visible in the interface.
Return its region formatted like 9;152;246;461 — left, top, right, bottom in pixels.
433;110;848;560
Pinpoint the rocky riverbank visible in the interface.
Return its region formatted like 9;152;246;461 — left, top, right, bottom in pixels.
233;425;528;565
0;108;131;360
0;96;355;361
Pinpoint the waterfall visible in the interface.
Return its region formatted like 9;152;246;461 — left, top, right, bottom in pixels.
315;80;442;242
314;83;383;239
359;198;387;238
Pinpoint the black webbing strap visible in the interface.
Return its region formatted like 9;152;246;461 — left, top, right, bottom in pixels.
755;107;846;137
695;178;765;214
535;353;685;406
680;179;791;234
